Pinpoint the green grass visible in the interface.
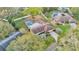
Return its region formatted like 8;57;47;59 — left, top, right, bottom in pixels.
6;32;54;51
70;8;79;20
57;24;70;33
55;27;79;51
0;20;15;40
55;24;71;41
14;19;27;29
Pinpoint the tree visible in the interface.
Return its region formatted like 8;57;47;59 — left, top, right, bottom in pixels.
4;7;24;30
22;7;49;20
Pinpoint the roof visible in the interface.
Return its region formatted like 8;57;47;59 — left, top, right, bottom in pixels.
53;13;74;23
31;23;44;34
31;23;52;34
24;16;53;34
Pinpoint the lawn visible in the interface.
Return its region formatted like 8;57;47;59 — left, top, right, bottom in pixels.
56;24;70;37
6;32;54;51
0;20;15;40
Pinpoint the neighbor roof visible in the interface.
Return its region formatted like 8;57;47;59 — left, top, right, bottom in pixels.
53;13;74;23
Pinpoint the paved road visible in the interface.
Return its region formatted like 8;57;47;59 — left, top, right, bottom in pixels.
0;31;21;51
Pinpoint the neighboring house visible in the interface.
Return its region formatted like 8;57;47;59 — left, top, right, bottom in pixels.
52;13;76;24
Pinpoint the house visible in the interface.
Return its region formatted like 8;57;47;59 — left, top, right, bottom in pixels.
30;22;52;34
25;16;52;34
52;13;76;24
24;15;59;41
